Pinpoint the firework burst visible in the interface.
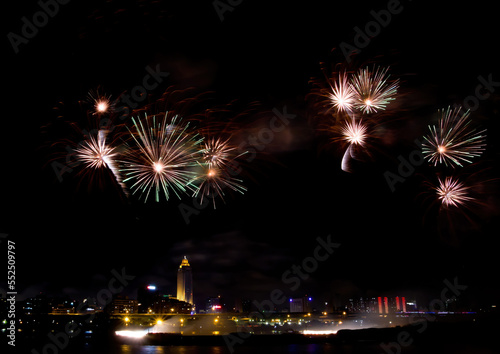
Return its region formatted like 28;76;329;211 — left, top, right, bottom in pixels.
192;137;247;206
328;71;356;113
435;176;473;208
74;129;128;195
422;107;487;168
340;117;368;147
350;66;399;114
87;90;115;115
74;130;117;169
120;114;203;202
327;113;373;173
202;137;241;169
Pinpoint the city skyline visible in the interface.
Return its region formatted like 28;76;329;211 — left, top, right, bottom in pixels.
6;251;485;317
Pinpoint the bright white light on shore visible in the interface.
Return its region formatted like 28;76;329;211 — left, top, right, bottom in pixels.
302;330;337;335
115;330;148;339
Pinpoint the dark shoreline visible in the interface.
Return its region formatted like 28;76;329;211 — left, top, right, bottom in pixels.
136;319;497;350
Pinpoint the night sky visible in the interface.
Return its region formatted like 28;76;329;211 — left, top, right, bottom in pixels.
3;0;500;311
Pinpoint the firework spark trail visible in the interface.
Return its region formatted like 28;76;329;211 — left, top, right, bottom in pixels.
422;107;487;167
120;114;202;202
341;145;354;173
350;66;399;114
74;130;129;195
333;113;370;172
435;176;473;208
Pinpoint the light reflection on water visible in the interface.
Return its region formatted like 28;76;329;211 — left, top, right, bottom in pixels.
116;344;332;354
118;345;231;354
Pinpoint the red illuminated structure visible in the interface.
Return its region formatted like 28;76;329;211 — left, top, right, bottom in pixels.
377;296;407;314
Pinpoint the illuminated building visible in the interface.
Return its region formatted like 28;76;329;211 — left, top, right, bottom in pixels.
152;295;193;314
395;296;407;312
177;256;193;305
108;295;138;315
373;296;408;314
347;296;408;314
289;296;312;313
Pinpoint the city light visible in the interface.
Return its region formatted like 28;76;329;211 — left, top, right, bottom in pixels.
115;330;147;339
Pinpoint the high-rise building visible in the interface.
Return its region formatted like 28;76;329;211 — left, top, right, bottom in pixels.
289;296;313;313
177;256;193;305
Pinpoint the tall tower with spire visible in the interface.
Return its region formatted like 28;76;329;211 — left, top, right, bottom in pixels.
176;256;193;305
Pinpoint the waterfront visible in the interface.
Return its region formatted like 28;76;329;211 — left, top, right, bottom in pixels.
15;313;500;354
